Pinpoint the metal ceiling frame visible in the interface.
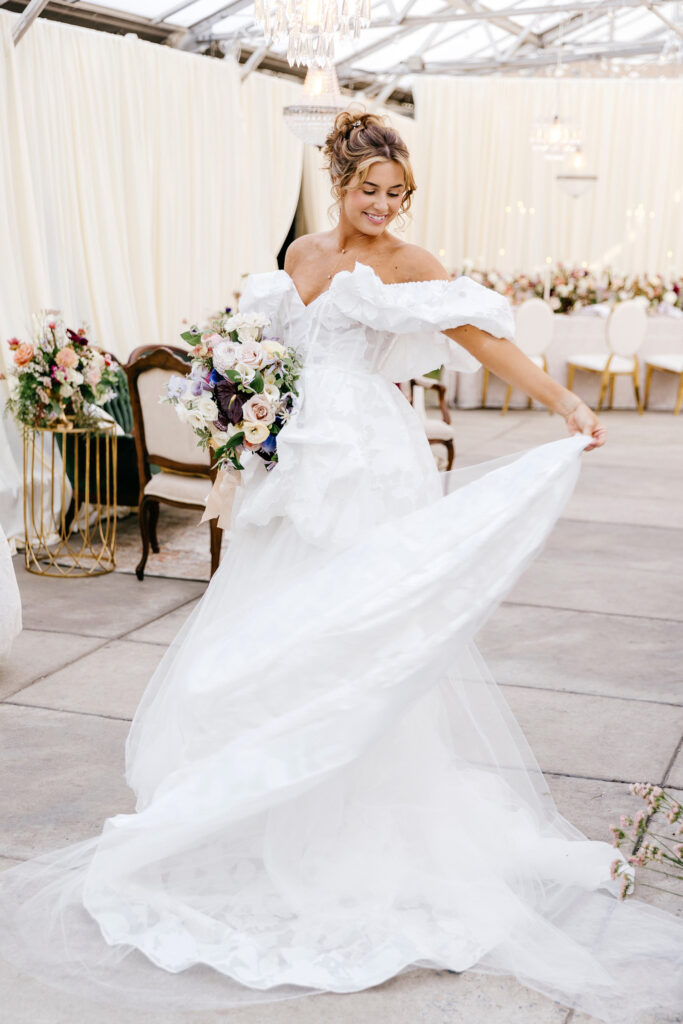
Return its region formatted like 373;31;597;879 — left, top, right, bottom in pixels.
3;0;680;96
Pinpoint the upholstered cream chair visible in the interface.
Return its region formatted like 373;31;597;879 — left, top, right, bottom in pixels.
644;354;683;415
482;298;554;415
567;300;647;414
125;346;222;580
402;377;456;470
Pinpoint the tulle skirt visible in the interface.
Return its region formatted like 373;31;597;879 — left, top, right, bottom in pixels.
0;436;681;1022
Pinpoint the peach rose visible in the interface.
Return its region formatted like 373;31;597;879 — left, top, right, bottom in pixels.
55;347;78;369
83;366;102;387
13;343;34;366
242;394;275;426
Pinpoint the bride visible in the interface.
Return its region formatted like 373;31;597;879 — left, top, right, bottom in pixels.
0;111;681;1023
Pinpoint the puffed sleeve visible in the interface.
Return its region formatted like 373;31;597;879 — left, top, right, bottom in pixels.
329;262;515;380
238;270;293;334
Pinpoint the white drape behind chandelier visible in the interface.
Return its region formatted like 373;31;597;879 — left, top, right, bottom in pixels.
410;76;683;277
0;10;303;373
301;77;682;279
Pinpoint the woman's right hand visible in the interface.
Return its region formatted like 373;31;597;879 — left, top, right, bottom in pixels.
564;399;607;451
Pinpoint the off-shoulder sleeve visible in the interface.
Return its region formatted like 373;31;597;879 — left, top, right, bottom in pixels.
238;270;293;330
330;262;515;380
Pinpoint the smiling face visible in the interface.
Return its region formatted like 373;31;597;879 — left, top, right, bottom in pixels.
340;160;406;237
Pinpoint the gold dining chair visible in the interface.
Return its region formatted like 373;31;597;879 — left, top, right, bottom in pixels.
567;300;647;414
644;354;683;415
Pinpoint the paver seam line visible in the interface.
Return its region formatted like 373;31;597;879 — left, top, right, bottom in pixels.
0;701;657;791
544;769;669;787
498;681;683;710
14;589;204;644
500;599;683;624
662;732;683;786
0;635;116;702
1;700;132;723
115;593;204;643
0;621;172;702
557;516;683;535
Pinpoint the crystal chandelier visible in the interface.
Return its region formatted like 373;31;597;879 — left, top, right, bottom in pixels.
283;65;346;147
529;114;582;160
254;0;372;68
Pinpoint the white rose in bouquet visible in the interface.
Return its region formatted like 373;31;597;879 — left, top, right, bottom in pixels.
213;341;240;376
197;394;219;422
234;361;256;383
263;339;287;359
238;340;266;367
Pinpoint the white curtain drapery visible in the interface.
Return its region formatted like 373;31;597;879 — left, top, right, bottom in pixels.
410;76;683;278
0;9;303;373
301;78;682;280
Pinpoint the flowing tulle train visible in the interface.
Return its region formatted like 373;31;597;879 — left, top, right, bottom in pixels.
0;264;681;1021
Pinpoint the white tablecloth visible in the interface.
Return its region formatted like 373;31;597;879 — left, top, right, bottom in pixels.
449;314;683;411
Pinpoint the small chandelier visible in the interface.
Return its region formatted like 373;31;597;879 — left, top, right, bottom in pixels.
283;65;346;146
255;0;372;68
530;114;582;160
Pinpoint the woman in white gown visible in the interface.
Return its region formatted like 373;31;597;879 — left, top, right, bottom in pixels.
0;112;680;1023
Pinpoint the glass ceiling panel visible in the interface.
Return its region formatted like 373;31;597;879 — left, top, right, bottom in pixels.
38;0;682;77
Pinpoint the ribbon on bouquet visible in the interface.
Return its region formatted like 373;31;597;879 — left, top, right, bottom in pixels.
200;469;241;531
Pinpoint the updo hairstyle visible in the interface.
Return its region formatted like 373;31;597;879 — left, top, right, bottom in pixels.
322;109;416;221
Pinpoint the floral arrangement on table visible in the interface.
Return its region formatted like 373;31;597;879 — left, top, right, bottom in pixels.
4;311;119;429
166;308;301;472
609;783;682;901
453;262;683;314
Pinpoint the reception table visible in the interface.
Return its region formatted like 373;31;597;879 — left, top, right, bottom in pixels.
447;312;683;411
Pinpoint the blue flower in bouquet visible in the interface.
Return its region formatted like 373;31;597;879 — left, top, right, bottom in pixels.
259;432;277;457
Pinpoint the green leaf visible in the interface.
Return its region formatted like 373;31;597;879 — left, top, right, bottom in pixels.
214;432;244;461
226;369;241;383
180;329;202;345
250;371;264;394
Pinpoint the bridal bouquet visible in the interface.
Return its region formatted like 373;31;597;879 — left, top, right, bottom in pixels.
5;312;118;429
166;309;301;472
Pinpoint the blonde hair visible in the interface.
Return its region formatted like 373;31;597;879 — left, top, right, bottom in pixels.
322;109;416;222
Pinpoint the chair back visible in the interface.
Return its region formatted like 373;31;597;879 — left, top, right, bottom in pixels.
606;300;648;357
125;347;210;489
411;385;427;418
514;299;554;357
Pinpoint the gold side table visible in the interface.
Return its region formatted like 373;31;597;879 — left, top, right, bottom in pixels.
23;422;118;577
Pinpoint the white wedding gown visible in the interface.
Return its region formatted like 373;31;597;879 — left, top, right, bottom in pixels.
0;262;681;1021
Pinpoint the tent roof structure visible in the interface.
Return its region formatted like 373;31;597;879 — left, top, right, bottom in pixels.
4;0;682;109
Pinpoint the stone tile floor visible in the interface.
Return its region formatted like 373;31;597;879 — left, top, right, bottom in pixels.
1;409;681;1024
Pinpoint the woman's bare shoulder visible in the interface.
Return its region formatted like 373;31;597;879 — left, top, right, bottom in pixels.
284;233;332;274
389;242;450;284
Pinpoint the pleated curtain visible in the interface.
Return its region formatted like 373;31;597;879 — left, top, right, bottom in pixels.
0;9;304;371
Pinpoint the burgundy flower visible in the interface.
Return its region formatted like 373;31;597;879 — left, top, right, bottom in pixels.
214;379;244;429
